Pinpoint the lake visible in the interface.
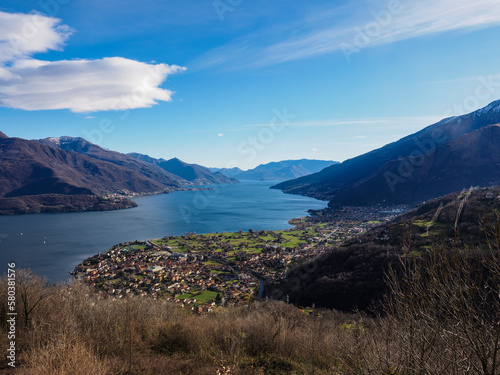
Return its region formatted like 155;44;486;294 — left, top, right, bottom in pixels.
0;181;326;282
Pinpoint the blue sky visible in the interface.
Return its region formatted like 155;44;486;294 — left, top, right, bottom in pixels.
1;0;500;169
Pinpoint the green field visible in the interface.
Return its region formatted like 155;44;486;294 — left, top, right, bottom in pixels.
129;245;147;250
176;290;219;303
147;227;324;259
203;260;220;266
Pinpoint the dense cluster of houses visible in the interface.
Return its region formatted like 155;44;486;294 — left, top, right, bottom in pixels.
74;207;398;312
73;244;260;310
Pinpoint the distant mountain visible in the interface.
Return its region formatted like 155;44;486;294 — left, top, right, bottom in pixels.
273;100;500;206
209;167;244;179
128;153;238;185
212;159;338;181
0;134;179;214
38;136;183;187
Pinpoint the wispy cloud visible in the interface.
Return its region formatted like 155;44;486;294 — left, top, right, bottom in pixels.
0;11;185;113
422;74;500;86
194;0;500;70
233;116;441;130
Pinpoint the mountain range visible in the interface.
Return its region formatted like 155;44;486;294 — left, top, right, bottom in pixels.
128;153;238;185
0;135;237;214
38;136;185;187
273;100;500;206
4;99;500;214
211;159;338;181
0;135;159;214
0;133;338;215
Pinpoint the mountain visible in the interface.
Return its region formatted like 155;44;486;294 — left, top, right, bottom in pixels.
0;135;239;214
0;134;179;214
272;186;500;312
41;137;236;187
325;124;500;205
128;153;238;185
212;159;338;181
126;152;168;165
38;136;184;187
209;167;244;179
272;100;500;206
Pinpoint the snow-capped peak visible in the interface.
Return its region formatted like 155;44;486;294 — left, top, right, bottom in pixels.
46;137;61;145
59;136;85;142
474;99;500;116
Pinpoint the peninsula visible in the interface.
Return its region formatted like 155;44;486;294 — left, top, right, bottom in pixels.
73;205;403;312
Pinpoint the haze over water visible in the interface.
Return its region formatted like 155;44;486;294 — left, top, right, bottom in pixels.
0;181;326;282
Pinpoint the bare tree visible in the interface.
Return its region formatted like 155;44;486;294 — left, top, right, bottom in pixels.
17;269;49;328
385;240;500;375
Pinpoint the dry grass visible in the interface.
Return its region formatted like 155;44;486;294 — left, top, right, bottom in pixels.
18;335;109;375
0;236;498;374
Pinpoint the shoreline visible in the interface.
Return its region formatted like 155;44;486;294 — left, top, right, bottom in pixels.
73;205;404;312
0;186;219;216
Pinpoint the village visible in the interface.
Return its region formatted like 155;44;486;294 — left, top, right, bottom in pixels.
73;205;405;313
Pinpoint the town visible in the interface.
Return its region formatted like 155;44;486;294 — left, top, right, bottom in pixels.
73;206;405;313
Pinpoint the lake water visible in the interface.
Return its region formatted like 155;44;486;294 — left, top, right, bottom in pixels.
0;181;326;282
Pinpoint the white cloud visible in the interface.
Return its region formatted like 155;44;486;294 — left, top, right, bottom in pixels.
0;57;185;112
312;148;318;151
0;11;71;63
217;133;224;137
0;11;185;113
195;0;500;69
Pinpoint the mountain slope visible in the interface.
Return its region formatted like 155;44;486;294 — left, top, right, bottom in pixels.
272;100;500;205
213;159;338;180
273;186;500;312
38;137;183;188
128;153;238;185
328;124;500;205
0;134;178;214
127;152;168;165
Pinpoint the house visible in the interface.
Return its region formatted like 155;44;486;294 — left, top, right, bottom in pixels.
147;266;164;273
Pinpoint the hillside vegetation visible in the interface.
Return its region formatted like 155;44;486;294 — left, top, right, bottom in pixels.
272;187;500;312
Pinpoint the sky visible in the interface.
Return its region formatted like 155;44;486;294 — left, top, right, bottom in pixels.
1;0;500;169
